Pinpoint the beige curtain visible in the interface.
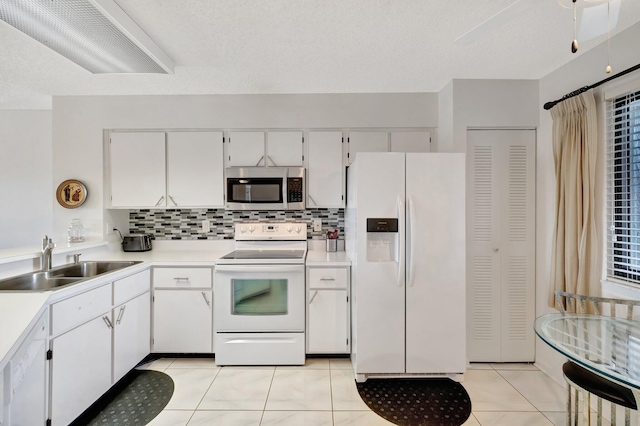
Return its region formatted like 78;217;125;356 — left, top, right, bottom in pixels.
548;90;599;309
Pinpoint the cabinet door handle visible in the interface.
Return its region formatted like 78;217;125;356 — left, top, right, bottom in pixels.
174;277;190;282
267;155;277;166
168;195;178;206
155;195;165;206
201;292;211;307
319;278;335;281
309;290;318;304
255;155;265;166
102;315;113;329
116;305;126;325
309;195;318;206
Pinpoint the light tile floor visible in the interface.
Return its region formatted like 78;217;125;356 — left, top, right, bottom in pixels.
137;357;574;426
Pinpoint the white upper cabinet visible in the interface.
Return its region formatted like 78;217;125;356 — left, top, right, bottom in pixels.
227;131;265;166
267;131;304;166
110;132;166;208
227;131;303;167
307;131;343;208
167;131;224;207
347;131;389;165
109;131;224;208
390;131;431;152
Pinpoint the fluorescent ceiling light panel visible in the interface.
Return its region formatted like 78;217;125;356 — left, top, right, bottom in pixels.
0;0;174;74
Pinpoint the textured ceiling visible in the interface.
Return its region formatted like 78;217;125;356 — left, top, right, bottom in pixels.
1;0;640;109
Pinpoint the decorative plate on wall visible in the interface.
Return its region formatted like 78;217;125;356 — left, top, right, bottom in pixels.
56;179;88;209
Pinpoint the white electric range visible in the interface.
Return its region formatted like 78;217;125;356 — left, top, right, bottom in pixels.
213;222;307;365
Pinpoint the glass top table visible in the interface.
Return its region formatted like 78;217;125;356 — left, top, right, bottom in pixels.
534;312;640;391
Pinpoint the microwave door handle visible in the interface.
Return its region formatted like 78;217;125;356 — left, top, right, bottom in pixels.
255;155;265;166
282;168;288;205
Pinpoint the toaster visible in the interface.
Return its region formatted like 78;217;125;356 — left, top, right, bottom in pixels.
122;235;152;252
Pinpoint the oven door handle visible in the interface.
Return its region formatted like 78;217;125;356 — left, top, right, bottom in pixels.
214;265;303;274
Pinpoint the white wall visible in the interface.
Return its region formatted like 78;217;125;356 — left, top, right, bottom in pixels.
437;81;454;152
51;93;439;243
0;110;52;249
445;79;540;153
536;22;640;384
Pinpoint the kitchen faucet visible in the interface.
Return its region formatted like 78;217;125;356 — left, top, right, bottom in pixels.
41;235;55;271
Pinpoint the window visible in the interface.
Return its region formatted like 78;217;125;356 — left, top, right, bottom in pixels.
607;89;640;284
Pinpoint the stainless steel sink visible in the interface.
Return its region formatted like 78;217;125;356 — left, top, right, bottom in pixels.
0;261;142;291
0;272;83;291
50;261;141;278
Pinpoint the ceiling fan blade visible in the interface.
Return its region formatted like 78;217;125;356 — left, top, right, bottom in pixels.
578;0;620;41
455;0;531;45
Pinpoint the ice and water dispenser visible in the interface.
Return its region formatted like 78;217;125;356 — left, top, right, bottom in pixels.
366;218;399;262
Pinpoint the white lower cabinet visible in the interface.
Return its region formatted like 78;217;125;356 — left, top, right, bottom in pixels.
51;314;112;426
152;267;213;353
306;266;350;354
153;290;213;353
113;292;151;382
49;270;151;426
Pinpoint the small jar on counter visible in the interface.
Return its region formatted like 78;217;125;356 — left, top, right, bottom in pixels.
68;218;86;243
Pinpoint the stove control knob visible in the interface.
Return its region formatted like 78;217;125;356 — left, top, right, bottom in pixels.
239;226;246;234
295;226;301;233
286;226;293;233
249;226;255;233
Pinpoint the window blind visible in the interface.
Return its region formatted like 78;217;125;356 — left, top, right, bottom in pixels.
607;89;640;284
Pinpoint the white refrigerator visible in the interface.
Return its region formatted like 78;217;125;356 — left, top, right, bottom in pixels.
345;152;466;382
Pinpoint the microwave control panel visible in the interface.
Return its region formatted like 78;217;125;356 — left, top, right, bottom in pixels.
287;177;303;203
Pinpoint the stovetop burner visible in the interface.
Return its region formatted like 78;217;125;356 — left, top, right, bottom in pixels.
220;250;306;260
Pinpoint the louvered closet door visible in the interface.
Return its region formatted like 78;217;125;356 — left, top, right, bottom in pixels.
467;129;535;362
467;135;502;361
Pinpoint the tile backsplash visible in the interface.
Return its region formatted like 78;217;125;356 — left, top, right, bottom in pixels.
128;208;344;240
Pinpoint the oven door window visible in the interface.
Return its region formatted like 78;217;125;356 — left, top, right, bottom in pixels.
232;279;288;315
227;178;283;203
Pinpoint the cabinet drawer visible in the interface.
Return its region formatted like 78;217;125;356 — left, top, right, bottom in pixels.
153;268;212;289
114;269;150;306
308;268;348;289
51;284;111;336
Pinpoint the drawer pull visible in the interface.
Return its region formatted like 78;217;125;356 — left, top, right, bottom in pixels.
309;290;319;304
116;305;126;325
174;277;190;281
201;292;211;307
102;315;113;329
319;278;335;281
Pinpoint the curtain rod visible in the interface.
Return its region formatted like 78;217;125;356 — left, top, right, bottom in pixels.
543;62;640;110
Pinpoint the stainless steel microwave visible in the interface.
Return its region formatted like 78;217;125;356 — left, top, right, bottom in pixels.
225;167;305;210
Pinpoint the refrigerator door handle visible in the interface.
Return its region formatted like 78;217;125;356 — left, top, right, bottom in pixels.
396;195;404;287
408;198;416;287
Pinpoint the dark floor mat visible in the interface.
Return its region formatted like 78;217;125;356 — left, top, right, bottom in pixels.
85;370;174;425
356;378;472;426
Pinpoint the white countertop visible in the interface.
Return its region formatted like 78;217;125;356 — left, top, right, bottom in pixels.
305;250;351;266
0;293;50;370
0;245;349;370
86;249;229;265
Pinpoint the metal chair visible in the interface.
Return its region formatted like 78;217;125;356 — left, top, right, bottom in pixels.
555;291;640;426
